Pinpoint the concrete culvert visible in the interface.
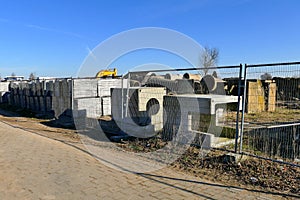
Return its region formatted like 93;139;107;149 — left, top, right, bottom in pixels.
201;74;224;92
130;80;141;87
201;74;217;91
183;73;202;80
146;98;160;115
165;73;182;80
141;72;157;85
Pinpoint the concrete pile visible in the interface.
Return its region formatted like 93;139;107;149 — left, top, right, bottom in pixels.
6;78;128;120
73;78;127;119
7;79;72;118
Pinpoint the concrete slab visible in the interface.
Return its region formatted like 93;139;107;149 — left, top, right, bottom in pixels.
0;82;9;92
73;97;101;118
73;79;98;98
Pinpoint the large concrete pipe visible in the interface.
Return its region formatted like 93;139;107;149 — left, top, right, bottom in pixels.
183;73;202;80
141;72;157;85
146;77;178;93
201;74;224;92
165;73;182;80
130;80;141;87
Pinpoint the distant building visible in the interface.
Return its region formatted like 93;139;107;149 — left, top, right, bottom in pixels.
37;77;56;80
4;76;25;81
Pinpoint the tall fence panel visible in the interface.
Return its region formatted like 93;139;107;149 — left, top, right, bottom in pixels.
113;65;243;150
240;62;300;163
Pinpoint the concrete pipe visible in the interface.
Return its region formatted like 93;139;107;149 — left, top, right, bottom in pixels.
146;77;178;92
201;74;217;91
165;73;182;80
201;74;224;91
130;80;141;87
183;73;202;80
141;72;157;85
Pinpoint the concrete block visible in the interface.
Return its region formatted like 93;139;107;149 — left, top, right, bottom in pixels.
111;87;166;132
26;96;30;109
54;80;61;97
247;81;265;113
97;79;127;97
24;88;30;96
28;83;34;96
101;96;111;116
7;94;12;105
61;79;70;97
38;97;45;112
19;95;26;108
35;82;43;96
45;96;53;112
29;97;35;110
34;96;40;111
0;82;9;92
14;95;20;106
45;81;54;96
73;97;101;118
73;79;98;98
267;83;276;112
162;94;239;140
0;92;9;103
192;131;215;149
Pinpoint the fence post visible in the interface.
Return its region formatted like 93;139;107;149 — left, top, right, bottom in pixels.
125;72;131;117
121;75;124;119
234;64;243;153
239;64;248;153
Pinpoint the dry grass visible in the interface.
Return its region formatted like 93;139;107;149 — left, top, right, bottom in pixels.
226;107;300;124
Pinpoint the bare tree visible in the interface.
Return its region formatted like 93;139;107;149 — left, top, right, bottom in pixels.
261;72;272;80
212;71;218;78
29;72;36;81
200;47;219;75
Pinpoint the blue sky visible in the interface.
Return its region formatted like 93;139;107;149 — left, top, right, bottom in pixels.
0;0;299;78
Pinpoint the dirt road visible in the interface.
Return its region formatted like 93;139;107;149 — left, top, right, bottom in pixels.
0;114;292;199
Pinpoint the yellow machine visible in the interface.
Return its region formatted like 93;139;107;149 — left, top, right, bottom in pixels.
95;68;117;78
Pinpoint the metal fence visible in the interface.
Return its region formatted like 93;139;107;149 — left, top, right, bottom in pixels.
2;61;300;167
237;62;300;164
119;62;300;167
117;65;242;149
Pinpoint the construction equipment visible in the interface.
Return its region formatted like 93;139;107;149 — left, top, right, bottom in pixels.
96;68;117;78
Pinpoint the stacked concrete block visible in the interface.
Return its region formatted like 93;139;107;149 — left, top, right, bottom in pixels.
97;79;127;116
45;81;54;96
6;77;130;121
51;79;72;118
73;79;98;98
111;87;166;132
162;94;240;142
5;79;72;118
98;79;127;97
45;96;53;112
72;78;128;119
